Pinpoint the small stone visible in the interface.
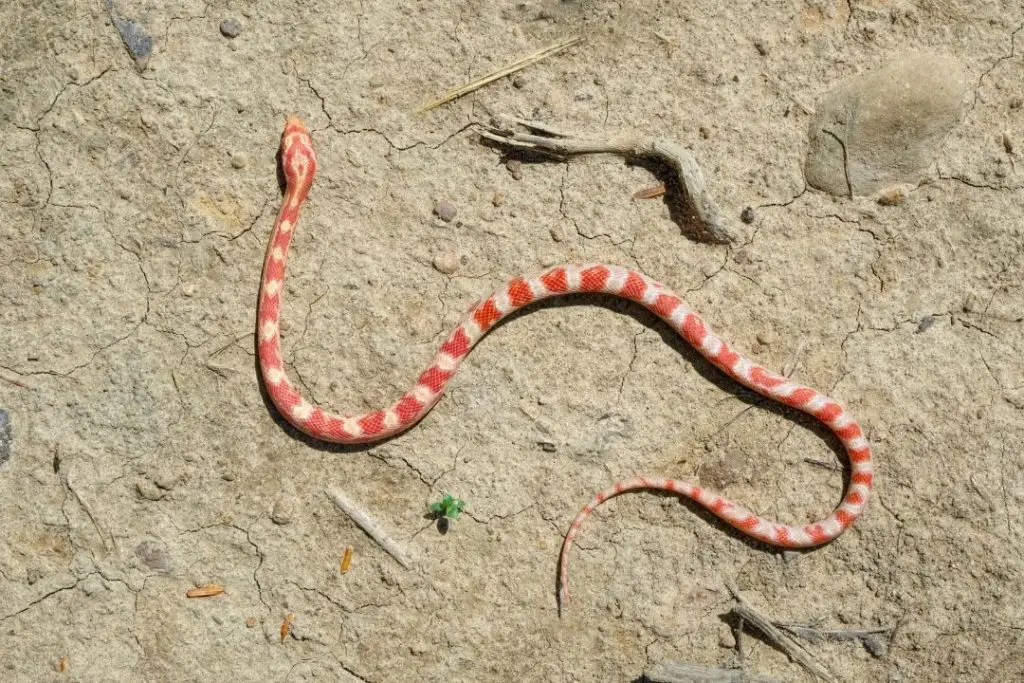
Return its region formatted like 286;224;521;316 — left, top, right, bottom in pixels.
1002;132;1014;154
805;52;967;197
219;18;243;38
432;252;460;275
549;225;566;242
506;159;523;180
271;496;296;525
433;200;457;223
512;74;528;89
876;186;906;206
136;479;165;501
245;616;258;628
231;152;247;169
113;18;153;71
740;206;755;224
491;191;505;207
152;471;179;491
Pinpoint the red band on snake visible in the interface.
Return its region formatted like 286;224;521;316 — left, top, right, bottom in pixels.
258;117;873;609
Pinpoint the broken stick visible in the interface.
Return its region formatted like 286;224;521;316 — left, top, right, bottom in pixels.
416;36;582;113
725;580;840;683
480;114;742;244
326;487;413;569
644;661;782;683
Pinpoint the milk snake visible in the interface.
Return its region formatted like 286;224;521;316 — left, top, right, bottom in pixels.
258;117;873;608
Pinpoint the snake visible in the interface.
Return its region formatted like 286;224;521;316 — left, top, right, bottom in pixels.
258;117;873;608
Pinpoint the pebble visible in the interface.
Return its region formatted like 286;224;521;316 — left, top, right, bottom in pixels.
491;191;505;207
876;186;907;206
740;206;756;224
113;17;153;71
231;152;247;169
432;252;460;275
0;408;10;465
136;479;166;501
271;495;296;525
433;200;457;223
219;18;243;38
805;52;966;197
506;159;524;180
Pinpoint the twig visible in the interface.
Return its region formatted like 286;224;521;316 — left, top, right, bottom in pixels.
776;623;892;658
416;36;583;113
326;487;413;568
644;661;782;683
725;580;840;683
481;115;741;244
803;457;844;472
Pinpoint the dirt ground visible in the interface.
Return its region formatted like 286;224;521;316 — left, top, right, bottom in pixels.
2;1;1023;681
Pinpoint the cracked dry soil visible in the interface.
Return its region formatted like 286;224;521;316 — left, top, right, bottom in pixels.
2;2;1023;682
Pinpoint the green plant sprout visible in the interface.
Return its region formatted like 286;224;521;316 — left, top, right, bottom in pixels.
428;493;466;521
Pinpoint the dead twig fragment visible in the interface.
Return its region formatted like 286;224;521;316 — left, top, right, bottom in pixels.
186;584;225;598
340;545;354;574
481;114;741;243
644;660;782;683
803;457;844;472
326;487;413;568
725;580;840;683
416;36;583;113
776;623;892;658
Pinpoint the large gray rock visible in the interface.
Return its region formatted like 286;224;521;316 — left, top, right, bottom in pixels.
805;53;966;197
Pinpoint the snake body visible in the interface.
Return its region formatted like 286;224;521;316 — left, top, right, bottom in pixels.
258;117;873;607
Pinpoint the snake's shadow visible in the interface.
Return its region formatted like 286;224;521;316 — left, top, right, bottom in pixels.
255;291;852;550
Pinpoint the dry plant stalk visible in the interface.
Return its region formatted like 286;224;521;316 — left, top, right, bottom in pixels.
644;660;782;683
416;36;582;113
340;545;354;574
725;580;840;683
326;487;413;568
481;115;740;244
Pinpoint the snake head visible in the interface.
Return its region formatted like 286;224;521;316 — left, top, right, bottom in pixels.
279;116;317;199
